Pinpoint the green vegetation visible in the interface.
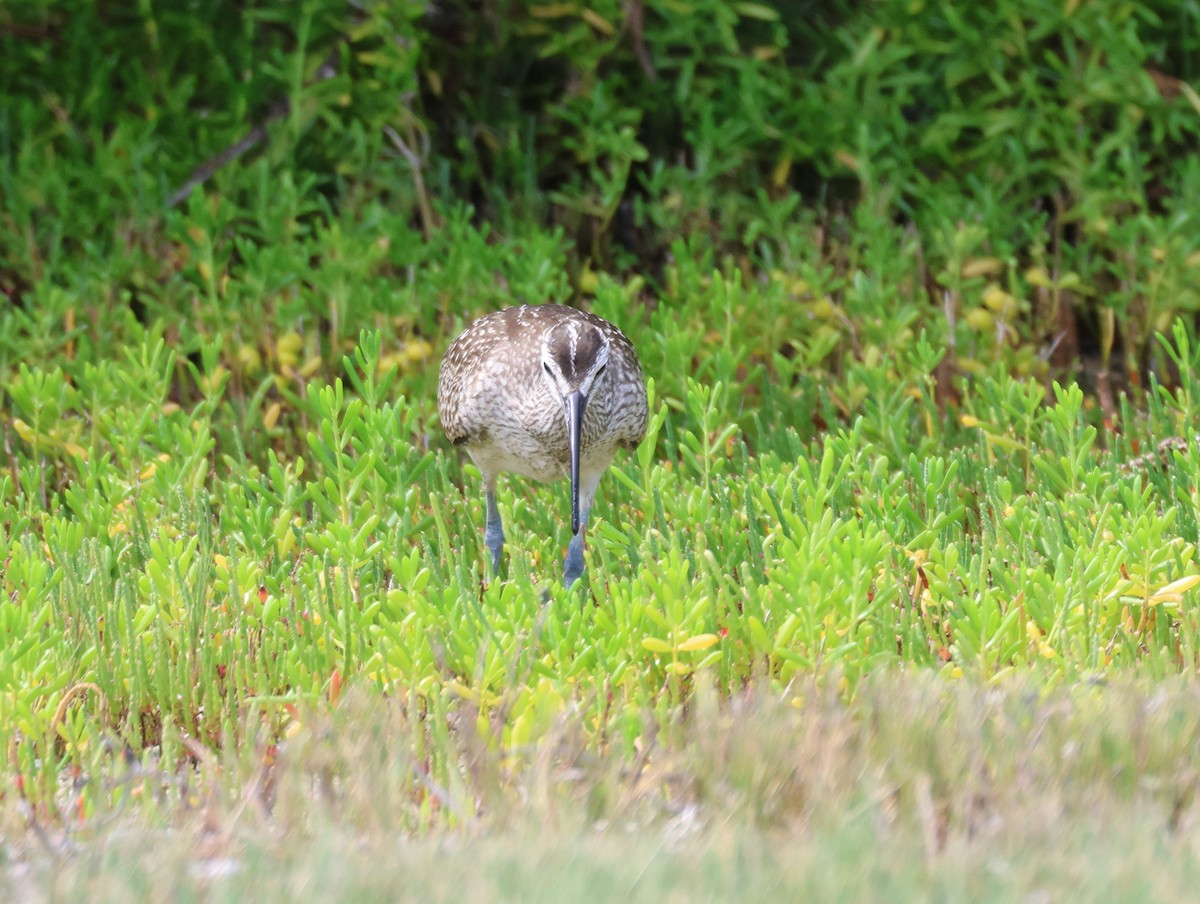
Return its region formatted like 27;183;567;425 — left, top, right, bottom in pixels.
4;0;1200;897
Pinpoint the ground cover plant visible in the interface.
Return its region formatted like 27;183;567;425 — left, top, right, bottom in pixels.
4;0;1200;898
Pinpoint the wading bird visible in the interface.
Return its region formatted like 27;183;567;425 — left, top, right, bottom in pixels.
438;304;648;586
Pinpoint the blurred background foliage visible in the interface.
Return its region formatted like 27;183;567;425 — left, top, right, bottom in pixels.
2;0;1200;441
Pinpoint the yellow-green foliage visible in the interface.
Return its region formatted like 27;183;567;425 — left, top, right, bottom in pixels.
5;3;1200;888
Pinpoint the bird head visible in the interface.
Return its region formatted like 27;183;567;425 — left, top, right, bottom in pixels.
540;320;610;536
539;320;610;397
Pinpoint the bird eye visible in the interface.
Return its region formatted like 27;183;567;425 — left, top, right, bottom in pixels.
595;363;607;377
543;361;553;375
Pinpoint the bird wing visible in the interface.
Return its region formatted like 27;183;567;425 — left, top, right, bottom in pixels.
437;307;534;446
437;331;477;445
603;324;649;449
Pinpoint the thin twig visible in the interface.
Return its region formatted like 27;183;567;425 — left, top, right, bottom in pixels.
167;45;341;209
383;123;438;239
168;98;291;209
625;0;657;82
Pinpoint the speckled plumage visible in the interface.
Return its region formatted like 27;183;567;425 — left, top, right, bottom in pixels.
438;304;648;583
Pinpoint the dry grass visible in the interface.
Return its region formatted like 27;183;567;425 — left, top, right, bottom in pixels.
7;673;1200;902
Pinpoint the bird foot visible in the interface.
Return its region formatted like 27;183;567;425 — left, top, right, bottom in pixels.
563;532;586;587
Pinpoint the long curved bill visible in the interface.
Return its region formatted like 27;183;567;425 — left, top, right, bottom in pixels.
564;390;586;535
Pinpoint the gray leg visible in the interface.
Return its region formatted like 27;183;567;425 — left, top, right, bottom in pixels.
563;506;589;587
485;487;505;575
564;475;602;587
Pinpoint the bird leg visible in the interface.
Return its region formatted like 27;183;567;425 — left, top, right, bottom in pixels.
563;506;589;587
484;486;505;575
564;474;602;587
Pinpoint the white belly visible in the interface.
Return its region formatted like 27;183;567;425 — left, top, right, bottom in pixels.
466;434;618;485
